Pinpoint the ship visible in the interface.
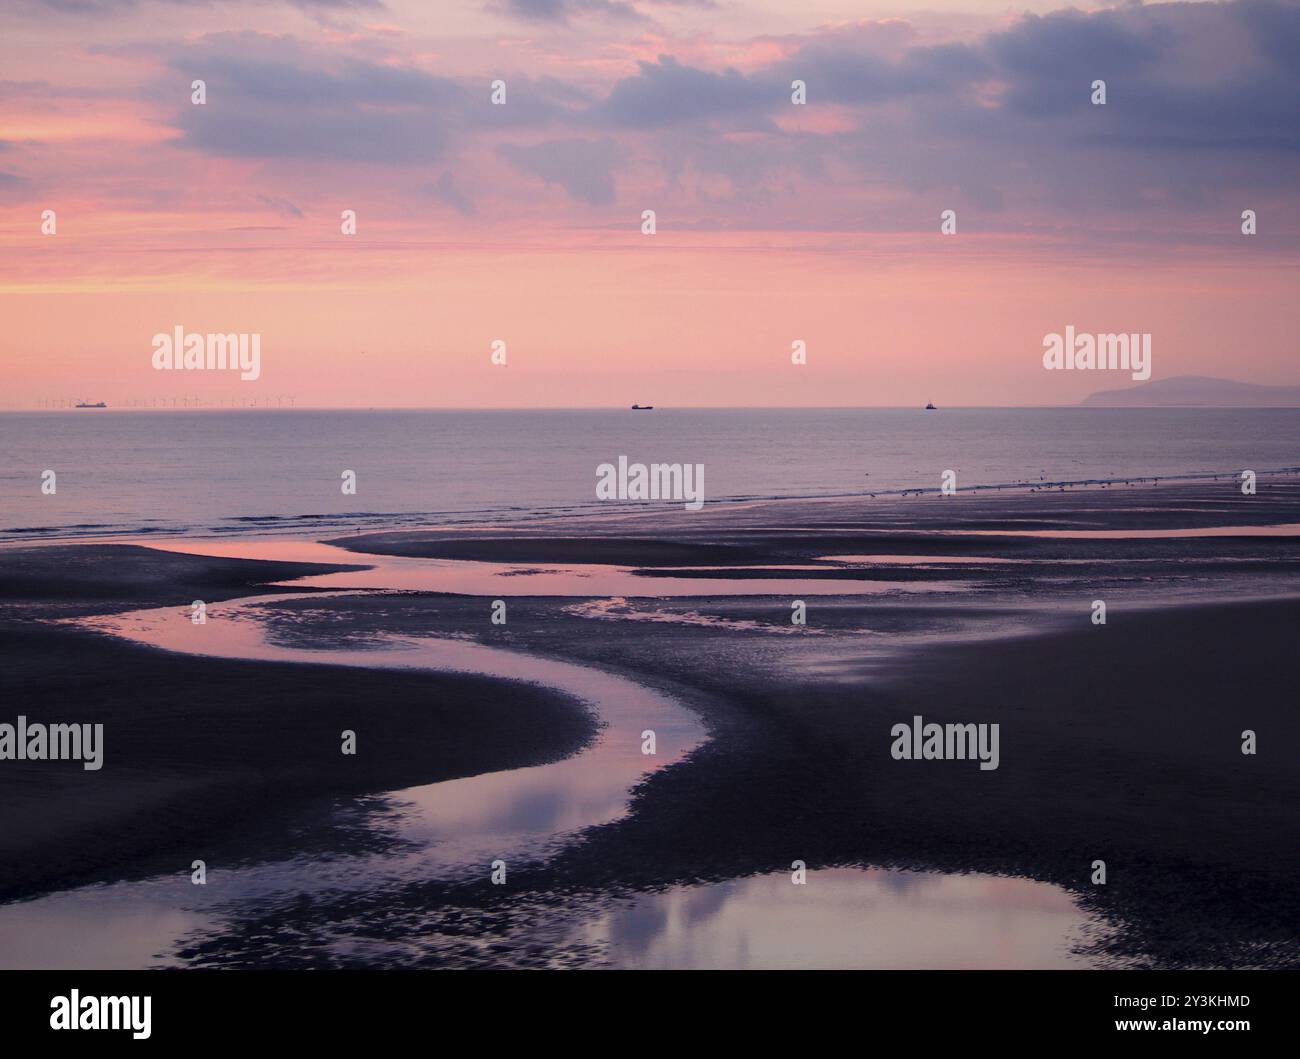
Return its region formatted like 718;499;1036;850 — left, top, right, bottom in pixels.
924;402;936;410
631;404;654;410
74;401;107;408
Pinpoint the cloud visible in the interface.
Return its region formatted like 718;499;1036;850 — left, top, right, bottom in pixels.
585;0;1300;215
497;138;620;204
0;170;31;203
256;194;305;219
600;55;778;129
166;34;468;163
986;9;1165;118
29;0;381;13
974;1;1300;154
593;36;989;131
424;171;477;216
28;0;1300;229
159;34;586;165
493;0;645;25
789;40;991;103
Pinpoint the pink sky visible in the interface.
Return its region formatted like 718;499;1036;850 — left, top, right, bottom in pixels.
1;0;1297;408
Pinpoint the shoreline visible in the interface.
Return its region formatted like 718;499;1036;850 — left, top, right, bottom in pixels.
1;475;1298;967
7;465;1300;548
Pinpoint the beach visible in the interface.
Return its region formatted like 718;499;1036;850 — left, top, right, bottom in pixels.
1;473;1297;968
5;0;1298;1032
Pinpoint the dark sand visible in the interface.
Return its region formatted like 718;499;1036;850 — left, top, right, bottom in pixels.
2;475;1298;967
0;547;595;900
211;584;1298;968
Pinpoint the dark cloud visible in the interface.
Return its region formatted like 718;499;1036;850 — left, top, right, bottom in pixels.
145;1;1300;218
478;75;590;128
493;0;644;25
589;0;1300;213
595;40;990;131
596;0;1299;152
163;36;583;163
986;7;1166;117
980;1;1300;154
178;106;452;163
781;40;991;105
167;35;468;163
600;56;779;129
1238;0;1300;71
172;44;462;108
497;138;620;204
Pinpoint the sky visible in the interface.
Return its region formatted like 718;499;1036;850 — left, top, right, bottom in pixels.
0;0;1297;408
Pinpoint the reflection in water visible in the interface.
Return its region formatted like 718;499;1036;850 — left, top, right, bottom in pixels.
0;537;1102;968
73;590;705;871
563;596;834;633
938;524;1300;539
0;882;216;970
822;554;1017;565
140;538;965;596
591;869;1096;969
0;582;707;968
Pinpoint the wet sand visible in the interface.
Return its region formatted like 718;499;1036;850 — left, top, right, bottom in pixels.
0;549;597;901
203;583;1298;968
1;475;1298;967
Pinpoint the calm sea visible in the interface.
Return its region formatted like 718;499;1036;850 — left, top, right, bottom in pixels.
1;408;1297;541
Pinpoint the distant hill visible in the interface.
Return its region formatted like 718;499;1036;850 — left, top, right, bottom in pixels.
1080;375;1300;407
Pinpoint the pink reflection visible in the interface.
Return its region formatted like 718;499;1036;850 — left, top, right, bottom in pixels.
75;591;703;874
139;538;965;597
592;868;1097;969
823;554;1017;564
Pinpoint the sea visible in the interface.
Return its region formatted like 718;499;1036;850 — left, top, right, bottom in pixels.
1;407;1297;541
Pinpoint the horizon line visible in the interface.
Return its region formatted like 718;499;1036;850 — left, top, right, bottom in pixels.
7;404;1300;413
